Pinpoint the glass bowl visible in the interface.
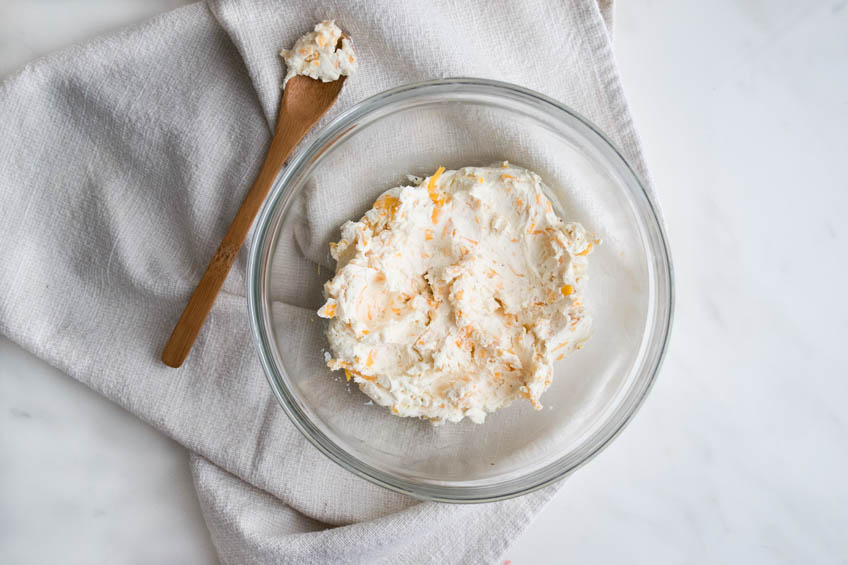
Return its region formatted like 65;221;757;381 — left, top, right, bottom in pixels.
247;78;673;502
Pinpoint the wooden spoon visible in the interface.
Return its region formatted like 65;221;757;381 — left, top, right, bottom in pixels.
161;74;345;367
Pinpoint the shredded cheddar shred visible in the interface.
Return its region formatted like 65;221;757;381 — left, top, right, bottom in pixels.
576;242;593;256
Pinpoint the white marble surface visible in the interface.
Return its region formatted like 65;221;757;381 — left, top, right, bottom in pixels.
1;0;847;563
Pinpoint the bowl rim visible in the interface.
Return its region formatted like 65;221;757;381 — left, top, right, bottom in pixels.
247;77;674;503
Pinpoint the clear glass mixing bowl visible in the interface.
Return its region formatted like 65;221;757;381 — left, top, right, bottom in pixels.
247;78;673;502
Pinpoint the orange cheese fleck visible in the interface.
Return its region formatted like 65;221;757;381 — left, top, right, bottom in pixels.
366;350;375;368
427;166;445;202
507;264;525;278
374;194;400;220
576;242;593;256
561;284;574;296
424;229;434;241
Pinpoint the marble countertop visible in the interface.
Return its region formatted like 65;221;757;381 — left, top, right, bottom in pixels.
2;1;847;563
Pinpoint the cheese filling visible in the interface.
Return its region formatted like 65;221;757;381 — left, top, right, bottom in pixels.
279;20;357;87
318;164;595;424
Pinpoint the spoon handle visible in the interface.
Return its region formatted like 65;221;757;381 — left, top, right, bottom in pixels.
161;115;309;368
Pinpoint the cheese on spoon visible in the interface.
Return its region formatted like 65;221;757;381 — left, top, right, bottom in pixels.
280;20;356;87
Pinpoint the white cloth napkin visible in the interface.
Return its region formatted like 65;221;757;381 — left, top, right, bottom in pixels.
0;1;652;562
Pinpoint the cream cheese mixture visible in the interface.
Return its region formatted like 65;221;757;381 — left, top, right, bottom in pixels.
279;20;357;87
318;164;596;424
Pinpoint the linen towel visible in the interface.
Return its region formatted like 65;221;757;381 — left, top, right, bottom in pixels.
0;1;652;562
